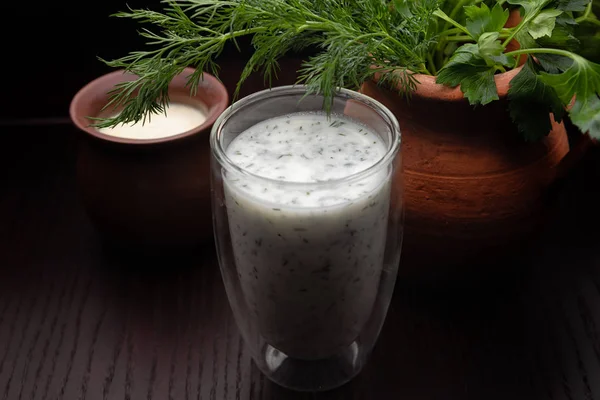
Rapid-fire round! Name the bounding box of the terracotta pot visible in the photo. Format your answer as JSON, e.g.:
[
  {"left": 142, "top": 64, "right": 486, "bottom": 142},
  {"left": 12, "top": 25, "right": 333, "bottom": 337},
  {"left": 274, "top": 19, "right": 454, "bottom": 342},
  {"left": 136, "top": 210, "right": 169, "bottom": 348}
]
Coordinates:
[
  {"left": 70, "top": 68, "right": 229, "bottom": 252},
  {"left": 360, "top": 68, "right": 587, "bottom": 279}
]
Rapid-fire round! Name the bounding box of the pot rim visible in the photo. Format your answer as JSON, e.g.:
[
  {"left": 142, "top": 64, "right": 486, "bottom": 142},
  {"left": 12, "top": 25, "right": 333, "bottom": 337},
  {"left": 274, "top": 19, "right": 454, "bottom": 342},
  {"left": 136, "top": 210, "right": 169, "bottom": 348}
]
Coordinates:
[
  {"left": 69, "top": 67, "right": 229, "bottom": 146},
  {"left": 372, "top": 66, "right": 522, "bottom": 102}
]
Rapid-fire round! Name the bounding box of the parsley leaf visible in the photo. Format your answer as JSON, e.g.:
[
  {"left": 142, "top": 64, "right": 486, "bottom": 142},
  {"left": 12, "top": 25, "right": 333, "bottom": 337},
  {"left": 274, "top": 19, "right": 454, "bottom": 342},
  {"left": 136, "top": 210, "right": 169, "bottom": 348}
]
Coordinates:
[
  {"left": 464, "top": 3, "right": 509, "bottom": 39},
  {"left": 506, "top": 0, "right": 548, "bottom": 14},
  {"left": 575, "top": 20, "right": 600, "bottom": 63},
  {"left": 478, "top": 32, "right": 512, "bottom": 66},
  {"left": 436, "top": 31, "right": 513, "bottom": 105},
  {"left": 570, "top": 96, "right": 600, "bottom": 138},
  {"left": 437, "top": 43, "right": 499, "bottom": 105},
  {"left": 537, "top": 23, "right": 580, "bottom": 49},
  {"left": 556, "top": 0, "right": 590, "bottom": 12},
  {"left": 555, "top": 13, "right": 577, "bottom": 26},
  {"left": 536, "top": 53, "right": 574, "bottom": 73},
  {"left": 513, "top": 13, "right": 579, "bottom": 51},
  {"left": 508, "top": 59, "right": 565, "bottom": 141},
  {"left": 528, "top": 9, "right": 563, "bottom": 39},
  {"left": 539, "top": 55, "right": 600, "bottom": 138},
  {"left": 515, "top": 30, "right": 539, "bottom": 49}
]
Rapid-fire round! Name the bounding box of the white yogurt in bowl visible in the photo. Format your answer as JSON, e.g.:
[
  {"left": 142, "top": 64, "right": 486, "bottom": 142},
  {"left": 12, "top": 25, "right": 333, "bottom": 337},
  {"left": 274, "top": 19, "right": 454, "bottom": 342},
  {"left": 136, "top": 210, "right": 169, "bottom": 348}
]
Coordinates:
[{"left": 97, "top": 103, "right": 208, "bottom": 140}]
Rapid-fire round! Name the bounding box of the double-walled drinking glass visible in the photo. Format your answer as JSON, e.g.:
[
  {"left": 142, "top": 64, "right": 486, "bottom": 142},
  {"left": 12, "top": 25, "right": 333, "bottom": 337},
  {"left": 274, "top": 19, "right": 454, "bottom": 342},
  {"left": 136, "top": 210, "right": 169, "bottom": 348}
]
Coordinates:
[{"left": 210, "top": 86, "right": 403, "bottom": 392}]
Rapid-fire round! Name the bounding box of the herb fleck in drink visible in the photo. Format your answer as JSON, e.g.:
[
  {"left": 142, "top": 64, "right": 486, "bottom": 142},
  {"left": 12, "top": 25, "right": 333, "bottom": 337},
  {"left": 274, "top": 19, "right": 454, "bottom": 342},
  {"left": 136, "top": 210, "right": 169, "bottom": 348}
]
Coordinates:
[{"left": 224, "top": 112, "right": 391, "bottom": 360}]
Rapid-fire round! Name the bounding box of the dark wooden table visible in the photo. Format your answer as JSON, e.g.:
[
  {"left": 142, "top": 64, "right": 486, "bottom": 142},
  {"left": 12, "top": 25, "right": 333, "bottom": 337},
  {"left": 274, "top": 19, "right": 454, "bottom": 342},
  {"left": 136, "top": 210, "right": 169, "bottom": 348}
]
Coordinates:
[{"left": 2, "top": 63, "right": 600, "bottom": 399}]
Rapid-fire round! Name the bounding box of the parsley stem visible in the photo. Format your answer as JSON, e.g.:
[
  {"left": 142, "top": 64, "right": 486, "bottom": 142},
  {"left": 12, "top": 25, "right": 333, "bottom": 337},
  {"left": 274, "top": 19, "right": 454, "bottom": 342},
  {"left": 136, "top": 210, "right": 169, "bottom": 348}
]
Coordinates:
[
  {"left": 513, "top": 54, "right": 521, "bottom": 69},
  {"left": 504, "top": 47, "right": 577, "bottom": 59},
  {"left": 444, "top": 0, "right": 473, "bottom": 32},
  {"left": 427, "top": 53, "right": 438, "bottom": 75},
  {"left": 444, "top": 35, "right": 475, "bottom": 41},
  {"left": 586, "top": 18, "right": 600, "bottom": 26},
  {"left": 433, "top": 9, "right": 474, "bottom": 39},
  {"left": 435, "top": 49, "right": 444, "bottom": 70},
  {"left": 575, "top": 1, "right": 593, "bottom": 23},
  {"left": 501, "top": 3, "right": 546, "bottom": 48},
  {"left": 445, "top": 33, "right": 509, "bottom": 42},
  {"left": 437, "top": 27, "right": 464, "bottom": 37},
  {"left": 419, "top": 63, "right": 433, "bottom": 75}
]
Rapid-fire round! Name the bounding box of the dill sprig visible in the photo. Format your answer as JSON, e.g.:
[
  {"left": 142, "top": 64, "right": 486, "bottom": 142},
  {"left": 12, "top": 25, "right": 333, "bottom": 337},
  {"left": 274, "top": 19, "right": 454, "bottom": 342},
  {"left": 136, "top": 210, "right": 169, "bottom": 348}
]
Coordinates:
[
  {"left": 95, "top": 0, "right": 439, "bottom": 128},
  {"left": 96, "top": 0, "right": 600, "bottom": 141}
]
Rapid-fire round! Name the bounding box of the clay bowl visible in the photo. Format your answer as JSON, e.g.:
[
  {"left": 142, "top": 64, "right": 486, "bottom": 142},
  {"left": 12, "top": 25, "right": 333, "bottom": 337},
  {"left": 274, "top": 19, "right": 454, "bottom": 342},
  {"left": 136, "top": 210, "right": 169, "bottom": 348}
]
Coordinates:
[{"left": 70, "top": 68, "right": 229, "bottom": 253}]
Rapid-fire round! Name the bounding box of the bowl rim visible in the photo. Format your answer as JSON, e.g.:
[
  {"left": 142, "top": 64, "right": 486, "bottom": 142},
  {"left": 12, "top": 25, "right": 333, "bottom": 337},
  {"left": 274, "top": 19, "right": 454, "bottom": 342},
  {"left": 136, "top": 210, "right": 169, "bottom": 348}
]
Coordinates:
[{"left": 69, "top": 67, "right": 229, "bottom": 146}]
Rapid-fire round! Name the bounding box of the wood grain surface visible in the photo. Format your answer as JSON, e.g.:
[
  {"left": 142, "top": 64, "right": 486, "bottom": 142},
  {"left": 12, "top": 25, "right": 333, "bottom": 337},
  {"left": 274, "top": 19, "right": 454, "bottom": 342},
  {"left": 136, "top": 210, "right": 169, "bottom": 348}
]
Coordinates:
[{"left": 1, "top": 61, "right": 600, "bottom": 399}]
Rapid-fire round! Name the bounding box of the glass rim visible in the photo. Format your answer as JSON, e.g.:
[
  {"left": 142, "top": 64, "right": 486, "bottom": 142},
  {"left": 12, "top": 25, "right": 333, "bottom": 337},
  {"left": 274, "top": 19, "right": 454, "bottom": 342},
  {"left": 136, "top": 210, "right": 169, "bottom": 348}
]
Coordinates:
[{"left": 210, "top": 85, "right": 401, "bottom": 188}]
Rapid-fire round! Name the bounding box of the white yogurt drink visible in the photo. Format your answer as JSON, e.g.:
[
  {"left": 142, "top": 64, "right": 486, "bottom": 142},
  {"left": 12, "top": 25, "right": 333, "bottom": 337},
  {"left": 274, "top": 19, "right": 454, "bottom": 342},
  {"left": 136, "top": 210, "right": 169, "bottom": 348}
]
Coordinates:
[{"left": 223, "top": 112, "right": 391, "bottom": 360}]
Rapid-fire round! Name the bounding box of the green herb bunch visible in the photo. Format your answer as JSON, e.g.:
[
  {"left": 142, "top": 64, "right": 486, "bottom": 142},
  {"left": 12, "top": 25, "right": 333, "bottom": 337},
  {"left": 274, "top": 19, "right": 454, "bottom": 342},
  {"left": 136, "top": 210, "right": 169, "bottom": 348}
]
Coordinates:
[{"left": 98, "top": 0, "right": 600, "bottom": 141}]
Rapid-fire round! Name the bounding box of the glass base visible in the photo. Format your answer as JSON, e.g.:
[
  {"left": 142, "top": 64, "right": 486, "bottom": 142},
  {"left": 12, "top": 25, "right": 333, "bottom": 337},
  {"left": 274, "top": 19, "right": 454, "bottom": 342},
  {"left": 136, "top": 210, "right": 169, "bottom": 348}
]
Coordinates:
[{"left": 256, "top": 341, "right": 364, "bottom": 392}]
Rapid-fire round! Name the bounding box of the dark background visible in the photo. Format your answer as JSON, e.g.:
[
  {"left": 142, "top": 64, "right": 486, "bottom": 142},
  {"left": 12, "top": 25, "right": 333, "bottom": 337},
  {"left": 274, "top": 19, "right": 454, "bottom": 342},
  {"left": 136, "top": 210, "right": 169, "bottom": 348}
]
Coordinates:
[
  {"left": 3, "top": 1, "right": 597, "bottom": 122},
  {"left": 1, "top": 0, "right": 261, "bottom": 122},
  {"left": 2, "top": 3, "right": 600, "bottom": 399}
]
